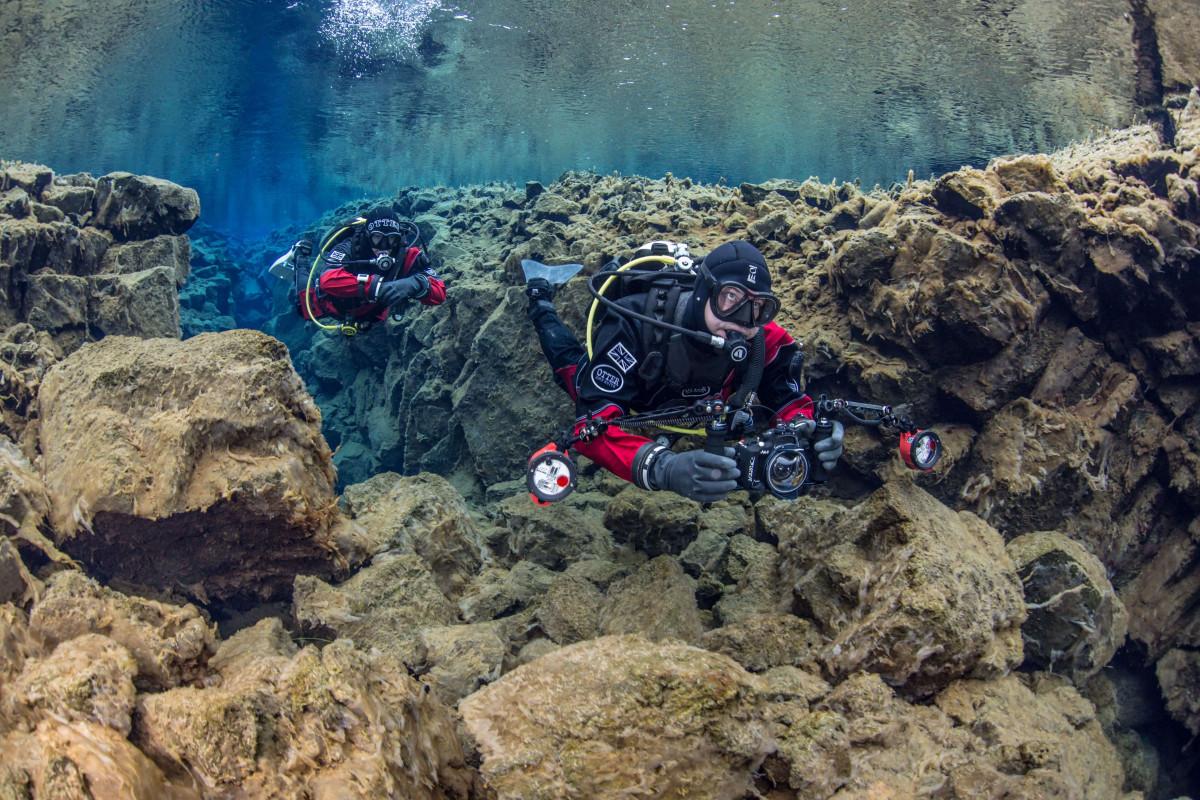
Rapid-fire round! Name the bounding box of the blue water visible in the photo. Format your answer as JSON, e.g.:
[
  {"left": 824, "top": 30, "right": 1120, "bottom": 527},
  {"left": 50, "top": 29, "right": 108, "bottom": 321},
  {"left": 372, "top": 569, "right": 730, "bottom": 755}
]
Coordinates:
[{"left": 1, "top": 0, "right": 1138, "bottom": 240}]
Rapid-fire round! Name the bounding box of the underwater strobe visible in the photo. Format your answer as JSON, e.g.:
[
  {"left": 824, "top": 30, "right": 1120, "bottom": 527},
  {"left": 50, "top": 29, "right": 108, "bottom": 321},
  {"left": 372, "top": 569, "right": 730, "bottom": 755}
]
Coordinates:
[
  {"left": 899, "top": 429, "right": 942, "bottom": 471},
  {"left": 526, "top": 443, "right": 578, "bottom": 505}
]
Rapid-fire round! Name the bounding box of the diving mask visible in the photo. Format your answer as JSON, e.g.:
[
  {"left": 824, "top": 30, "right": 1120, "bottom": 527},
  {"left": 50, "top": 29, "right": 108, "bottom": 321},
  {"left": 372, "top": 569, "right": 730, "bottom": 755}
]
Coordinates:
[{"left": 710, "top": 282, "right": 780, "bottom": 327}]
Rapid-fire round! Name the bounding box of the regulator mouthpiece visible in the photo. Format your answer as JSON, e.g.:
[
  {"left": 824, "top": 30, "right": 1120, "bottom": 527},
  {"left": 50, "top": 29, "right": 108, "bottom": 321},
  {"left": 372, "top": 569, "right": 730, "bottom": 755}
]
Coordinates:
[
  {"left": 899, "top": 430, "right": 942, "bottom": 471},
  {"left": 724, "top": 332, "right": 750, "bottom": 363}
]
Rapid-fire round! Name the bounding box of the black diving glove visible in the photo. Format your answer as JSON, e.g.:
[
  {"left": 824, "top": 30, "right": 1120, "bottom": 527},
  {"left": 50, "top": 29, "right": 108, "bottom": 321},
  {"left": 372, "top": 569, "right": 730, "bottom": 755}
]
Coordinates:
[
  {"left": 649, "top": 448, "right": 740, "bottom": 503},
  {"left": 376, "top": 275, "right": 427, "bottom": 307},
  {"left": 812, "top": 420, "right": 845, "bottom": 471}
]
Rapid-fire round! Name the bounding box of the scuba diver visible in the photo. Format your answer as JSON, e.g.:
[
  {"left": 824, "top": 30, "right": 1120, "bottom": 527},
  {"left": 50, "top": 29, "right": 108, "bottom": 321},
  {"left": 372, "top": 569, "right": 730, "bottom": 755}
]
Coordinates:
[
  {"left": 288, "top": 208, "right": 446, "bottom": 332},
  {"left": 525, "top": 239, "right": 844, "bottom": 503}
]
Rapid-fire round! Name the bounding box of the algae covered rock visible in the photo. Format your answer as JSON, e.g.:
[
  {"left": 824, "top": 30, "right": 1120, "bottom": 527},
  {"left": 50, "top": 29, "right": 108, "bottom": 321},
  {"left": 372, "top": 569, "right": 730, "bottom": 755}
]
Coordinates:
[
  {"left": 497, "top": 492, "right": 615, "bottom": 569},
  {"left": 1007, "top": 531, "right": 1127, "bottom": 681},
  {"left": 292, "top": 552, "right": 458, "bottom": 666},
  {"left": 36, "top": 329, "right": 343, "bottom": 604},
  {"left": 603, "top": 485, "right": 700, "bottom": 556},
  {"left": 28, "top": 570, "right": 216, "bottom": 691},
  {"left": 778, "top": 482, "right": 1025, "bottom": 696},
  {"left": 534, "top": 573, "right": 603, "bottom": 645},
  {"left": 599, "top": 555, "right": 705, "bottom": 644},
  {"left": 459, "top": 634, "right": 770, "bottom": 800},
  {"left": 91, "top": 171, "right": 200, "bottom": 240},
  {"left": 700, "top": 613, "right": 823, "bottom": 673},
  {"left": 3, "top": 633, "right": 138, "bottom": 734},
  {"left": 341, "top": 471, "right": 484, "bottom": 598},
  {"left": 135, "top": 633, "right": 473, "bottom": 799},
  {"left": 0, "top": 722, "right": 197, "bottom": 800},
  {"left": 934, "top": 674, "right": 1128, "bottom": 798},
  {"left": 1156, "top": 648, "right": 1200, "bottom": 736}
]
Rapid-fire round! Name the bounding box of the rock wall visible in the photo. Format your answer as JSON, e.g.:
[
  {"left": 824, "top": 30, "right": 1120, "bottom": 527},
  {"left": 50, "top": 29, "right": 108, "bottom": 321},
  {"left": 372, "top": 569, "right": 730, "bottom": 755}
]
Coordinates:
[{"left": 3, "top": 95, "right": 1200, "bottom": 796}]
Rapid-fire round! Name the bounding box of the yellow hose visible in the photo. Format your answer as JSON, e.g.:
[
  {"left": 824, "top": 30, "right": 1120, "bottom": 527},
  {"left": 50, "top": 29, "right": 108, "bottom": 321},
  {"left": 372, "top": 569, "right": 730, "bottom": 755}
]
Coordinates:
[
  {"left": 585, "top": 254, "right": 677, "bottom": 358},
  {"left": 304, "top": 220, "right": 365, "bottom": 335}
]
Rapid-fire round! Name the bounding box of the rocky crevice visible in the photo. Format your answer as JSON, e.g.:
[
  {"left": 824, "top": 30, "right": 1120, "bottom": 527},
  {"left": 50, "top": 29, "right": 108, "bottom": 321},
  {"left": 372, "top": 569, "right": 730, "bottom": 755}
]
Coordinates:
[{"left": 1128, "top": 0, "right": 1176, "bottom": 144}]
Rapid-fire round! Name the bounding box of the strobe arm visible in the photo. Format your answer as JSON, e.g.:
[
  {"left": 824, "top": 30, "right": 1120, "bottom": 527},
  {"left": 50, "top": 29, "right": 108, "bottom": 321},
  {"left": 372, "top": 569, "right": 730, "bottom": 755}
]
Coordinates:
[
  {"left": 813, "top": 395, "right": 941, "bottom": 470},
  {"left": 814, "top": 396, "right": 919, "bottom": 433}
]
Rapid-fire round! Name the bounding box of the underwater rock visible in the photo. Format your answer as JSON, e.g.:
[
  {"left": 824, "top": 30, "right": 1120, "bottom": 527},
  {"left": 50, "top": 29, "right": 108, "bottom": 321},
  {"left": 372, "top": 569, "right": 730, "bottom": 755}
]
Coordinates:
[
  {"left": 931, "top": 167, "right": 1004, "bottom": 219},
  {"left": 699, "top": 613, "right": 824, "bottom": 673},
  {"left": 599, "top": 555, "right": 705, "bottom": 644},
  {"left": 418, "top": 622, "right": 506, "bottom": 704},
  {"left": 37, "top": 330, "right": 342, "bottom": 604},
  {"left": 1155, "top": 648, "right": 1200, "bottom": 736},
  {"left": 935, "top": 674, "right": 1128, "bottom": 797},
  {"left": 0, "top": 187, "right": 30, "bottom": 219},
  {"left": 0, "top": 327, "right": 63, "bottom": 447},
  {"left": 3, "top": 632, "right": 138, "bottom": 735},
  {"left": 497, "top": 492, "right": 615, "bottom": 570},
  {"left": 762, "top": 669, "right": 1131, "bottom": 799},
  {"left": 0, "top": 162, "right": 52, "bottom": 196},
  {"left": 458, "top": 561, "right": 556, "bottom": 623},
  {"left": 89, "top": 265, "right": 181, "bottom": 338},
  {"left": 41, "top": 180, "right": 95, "bottom": 219},
  {"left": 1150, "top": 0, "right": 1200, "bottom": 92},
  {"left": 99, "top": 234, "right": 191, "bottom": 287},
  {"left": 679, "top": 526, "right": 731, "bottom": 578},
  {"left": 0, "top": 218, "right": 111, "bottom": 277},
  {"left": 0, "top": 539, "right": 33, "bottom": 604},
  {"left": 533, "top": 573, "right": 603, "bottom": 645},
  {"left": 1122, "top": 515, "right": 1200, "bottom": 672},
  {"left": 713, "top": 534, "right": 784, "bottom": 626},
  {"left": 1006, "top": 531, "right": 1128, "bottom": 681},
  {"left": 1, "top": 721, "right": 196, "bottom": 800},
  {"left": 135, "top": 631, "right": 473, "bottom": 799},
  {"left": 292, "top": 551, "right": 457, "bottom": 666},
  {"left": 91, "top": 172, "right": 200, "bottom": 241},
  {"left": 22, "top": 272, "right": 89, "bottom": 333},
  {"left": 958, "top": 398, "right": 1097, "bottom": 536},
  {"left": 602, "top": 485, "right": 700, "bottom": 556},
  {"left": 340, "top": 471, "right": 484, "bottom": 599},
  {"left": 28, "top": 570, "right": 216, "bottom": 691},
  {"left": 459, "top": 634, "right": 770, "bottom": 800},
  {"left": 778, "top": 481, "right": 1025, "bottom": 697}
]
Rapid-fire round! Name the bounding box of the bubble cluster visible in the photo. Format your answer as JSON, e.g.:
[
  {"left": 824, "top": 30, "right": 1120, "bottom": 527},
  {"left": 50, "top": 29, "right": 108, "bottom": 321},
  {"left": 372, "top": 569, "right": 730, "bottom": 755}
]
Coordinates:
[{"left": 319, "top": 0, "right": 444, "bottom": 69}]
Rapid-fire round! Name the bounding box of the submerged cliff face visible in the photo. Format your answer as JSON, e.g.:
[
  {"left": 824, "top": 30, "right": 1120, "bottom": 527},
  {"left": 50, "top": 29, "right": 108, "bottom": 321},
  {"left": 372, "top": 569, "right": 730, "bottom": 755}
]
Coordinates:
[{"left": 2, "top": 94, "right": 1200, "bottom": 797}]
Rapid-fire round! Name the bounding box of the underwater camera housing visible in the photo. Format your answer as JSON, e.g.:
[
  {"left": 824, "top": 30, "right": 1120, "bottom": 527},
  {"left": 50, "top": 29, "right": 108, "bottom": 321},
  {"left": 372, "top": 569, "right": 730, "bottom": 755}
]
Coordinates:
[{"left": 729, "top": 424, "right": 816, "bottom": 501}]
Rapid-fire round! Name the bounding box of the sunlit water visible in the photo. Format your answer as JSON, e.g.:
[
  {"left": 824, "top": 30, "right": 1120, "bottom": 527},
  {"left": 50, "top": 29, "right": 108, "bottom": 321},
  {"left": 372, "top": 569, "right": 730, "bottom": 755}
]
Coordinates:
[{"left": 1, "top": 0, "right": 1138, "bottom": 239}]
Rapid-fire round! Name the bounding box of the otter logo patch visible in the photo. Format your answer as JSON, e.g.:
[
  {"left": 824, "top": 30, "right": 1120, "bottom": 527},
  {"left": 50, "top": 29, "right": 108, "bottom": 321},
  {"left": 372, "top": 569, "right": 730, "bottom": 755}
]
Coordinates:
[{"left": 590, "top": 365, "right": 625, "bottom": 393}]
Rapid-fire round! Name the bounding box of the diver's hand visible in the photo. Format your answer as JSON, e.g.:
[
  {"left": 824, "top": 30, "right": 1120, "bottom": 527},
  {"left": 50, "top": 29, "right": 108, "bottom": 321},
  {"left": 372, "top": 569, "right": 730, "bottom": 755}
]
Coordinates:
[
  {"left": 376, "top": 275, "right": 426, "bottom": 307},
  {"left": 650, "top": 448, "right": 740, "bottom": 503},
  {"left": 813, "top": 420, "right": 845, "bottom": 471}
]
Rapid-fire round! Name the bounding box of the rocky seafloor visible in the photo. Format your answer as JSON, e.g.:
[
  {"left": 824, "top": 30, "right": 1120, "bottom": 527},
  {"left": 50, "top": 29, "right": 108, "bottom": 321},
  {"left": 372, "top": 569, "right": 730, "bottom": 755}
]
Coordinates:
[{"left": 2, "top": 93, "right": 1200, "bottom": 798}]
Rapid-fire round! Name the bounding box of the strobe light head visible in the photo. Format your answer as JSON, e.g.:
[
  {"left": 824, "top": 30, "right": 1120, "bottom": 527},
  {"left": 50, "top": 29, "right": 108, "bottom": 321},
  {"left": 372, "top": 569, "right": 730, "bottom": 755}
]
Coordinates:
[
  {"left": 527, "top": 444, "right": 577, "bottom": 505},
  {"left": 899, "top": 430, "right": 942, "bottom": 471}
]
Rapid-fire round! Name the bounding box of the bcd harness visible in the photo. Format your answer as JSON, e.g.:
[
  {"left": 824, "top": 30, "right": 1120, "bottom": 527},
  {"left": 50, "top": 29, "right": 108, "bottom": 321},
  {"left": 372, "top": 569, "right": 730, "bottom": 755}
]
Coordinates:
[
  {"left": 585, "top": 247, "right": 768, "bottom": 434},
  {"left": 299, "top": 217, "right": 425, "bottom": 336}
]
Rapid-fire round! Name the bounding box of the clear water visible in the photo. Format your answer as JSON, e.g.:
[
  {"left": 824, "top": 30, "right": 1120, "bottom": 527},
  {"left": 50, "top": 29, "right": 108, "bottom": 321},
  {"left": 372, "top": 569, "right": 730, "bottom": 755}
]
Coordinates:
[{"left": 1, "top": 0, "right": 1138, "bottom": 239}]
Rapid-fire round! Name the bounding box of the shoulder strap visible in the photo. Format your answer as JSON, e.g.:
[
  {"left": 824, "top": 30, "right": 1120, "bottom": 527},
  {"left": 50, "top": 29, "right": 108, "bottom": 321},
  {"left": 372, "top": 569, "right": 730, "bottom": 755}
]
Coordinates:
[{"left": 636, "top": 282, "right": 681, "bottom": 383}]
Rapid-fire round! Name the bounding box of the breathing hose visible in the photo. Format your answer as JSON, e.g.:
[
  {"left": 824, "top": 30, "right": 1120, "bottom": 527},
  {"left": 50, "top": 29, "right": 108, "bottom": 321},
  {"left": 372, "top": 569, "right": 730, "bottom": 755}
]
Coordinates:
[
  {"left": 304, "top": 221, "right": 363, "bottom": 335},
  {"left": 585, "top": 255, "right": 680, "bottom": 358}
]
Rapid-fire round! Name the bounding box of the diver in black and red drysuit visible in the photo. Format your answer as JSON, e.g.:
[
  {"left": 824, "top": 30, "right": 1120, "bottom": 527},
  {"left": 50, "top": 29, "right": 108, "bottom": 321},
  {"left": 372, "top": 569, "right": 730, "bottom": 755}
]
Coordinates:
[
  {"left": 526, "top": 239, "right": 845, "bottom": 503},
  {"left": 297, "top": 208, "right": 446, "bottom": 325}
]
